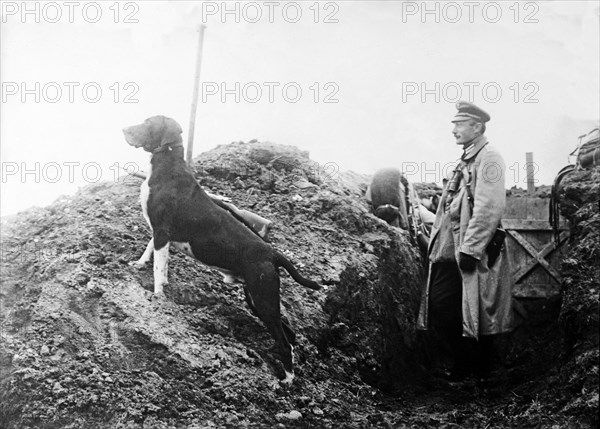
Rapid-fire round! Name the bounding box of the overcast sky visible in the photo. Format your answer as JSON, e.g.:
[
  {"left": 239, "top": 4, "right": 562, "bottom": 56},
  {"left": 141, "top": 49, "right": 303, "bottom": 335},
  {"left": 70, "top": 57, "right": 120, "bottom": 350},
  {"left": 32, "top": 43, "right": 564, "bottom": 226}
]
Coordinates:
[{"left": 1, "top": 0, "right": 599, "bottom": 216}]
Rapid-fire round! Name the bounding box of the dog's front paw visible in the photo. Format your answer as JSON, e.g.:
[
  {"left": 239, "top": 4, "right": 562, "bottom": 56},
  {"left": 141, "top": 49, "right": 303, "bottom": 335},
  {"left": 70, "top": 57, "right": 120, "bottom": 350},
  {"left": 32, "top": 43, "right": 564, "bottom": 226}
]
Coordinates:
[
  {"left": 149, "top": 291, "right": 167, "bottom": 301},
  {"left": 153, "top": 281, "right": 168, "bottom": 296},
  {"left": 129, "top": 260, "right": 147, "bottom": 270}
]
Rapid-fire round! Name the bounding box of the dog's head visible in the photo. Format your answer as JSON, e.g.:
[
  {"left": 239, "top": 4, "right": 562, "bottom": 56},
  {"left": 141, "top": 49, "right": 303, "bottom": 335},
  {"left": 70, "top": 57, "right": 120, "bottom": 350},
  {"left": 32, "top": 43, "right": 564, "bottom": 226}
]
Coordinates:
[{"left": 123, "top": 116, "right": 183, "bottom": 153}]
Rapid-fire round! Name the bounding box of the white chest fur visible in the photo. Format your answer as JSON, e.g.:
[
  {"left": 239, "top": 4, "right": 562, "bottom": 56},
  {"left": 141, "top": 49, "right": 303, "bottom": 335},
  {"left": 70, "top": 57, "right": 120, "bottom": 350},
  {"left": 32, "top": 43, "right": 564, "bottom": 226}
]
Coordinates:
[{"left": 140, "top": 163, "right": 152, "bottom": 229}]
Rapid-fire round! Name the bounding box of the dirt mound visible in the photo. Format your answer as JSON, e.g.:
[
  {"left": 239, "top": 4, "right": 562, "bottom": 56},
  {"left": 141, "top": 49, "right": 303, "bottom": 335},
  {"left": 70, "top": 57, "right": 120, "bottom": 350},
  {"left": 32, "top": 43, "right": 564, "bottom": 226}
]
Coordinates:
[
  {"left": 0, "top": 142, "right": 425, "bottom": 428},
  {"left": 555, "top": 167, "right": 599, "bottom": 424},
  {"left": 507, "top": 185, "right": 553, "bottom": 198},
  {"left": 0, "top": 141, "right": 597, "bottom": 428}
]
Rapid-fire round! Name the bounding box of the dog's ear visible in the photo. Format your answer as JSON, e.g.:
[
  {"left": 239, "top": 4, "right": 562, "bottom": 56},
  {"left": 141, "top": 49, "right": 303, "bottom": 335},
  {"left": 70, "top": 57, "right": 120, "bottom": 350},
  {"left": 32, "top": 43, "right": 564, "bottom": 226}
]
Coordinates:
[{"left": 160, "top": 117, "right": 183, "bottom": 146}]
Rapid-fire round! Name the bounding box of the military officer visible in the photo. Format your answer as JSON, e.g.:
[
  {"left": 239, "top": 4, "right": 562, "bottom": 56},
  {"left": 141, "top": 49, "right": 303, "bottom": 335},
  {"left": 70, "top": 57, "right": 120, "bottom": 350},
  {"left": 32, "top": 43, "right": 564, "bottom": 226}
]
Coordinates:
[{"left": 417, "top": 101, "right": 513, "bottom": 381}]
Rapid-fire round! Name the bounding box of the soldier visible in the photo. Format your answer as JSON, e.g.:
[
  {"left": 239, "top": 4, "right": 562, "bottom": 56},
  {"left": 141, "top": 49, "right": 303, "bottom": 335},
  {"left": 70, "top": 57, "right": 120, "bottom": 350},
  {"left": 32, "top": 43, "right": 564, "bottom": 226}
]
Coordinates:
[{"left": 417, "top": 101, "right": 513, "bottom": 382}]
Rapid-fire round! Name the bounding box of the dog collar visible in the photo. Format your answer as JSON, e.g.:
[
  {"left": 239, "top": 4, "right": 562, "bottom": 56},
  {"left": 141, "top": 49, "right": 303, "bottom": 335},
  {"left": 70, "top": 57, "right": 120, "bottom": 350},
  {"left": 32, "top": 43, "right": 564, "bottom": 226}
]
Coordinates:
[{"left": 152, "top": 143, "right": 184, "bottom": 154}]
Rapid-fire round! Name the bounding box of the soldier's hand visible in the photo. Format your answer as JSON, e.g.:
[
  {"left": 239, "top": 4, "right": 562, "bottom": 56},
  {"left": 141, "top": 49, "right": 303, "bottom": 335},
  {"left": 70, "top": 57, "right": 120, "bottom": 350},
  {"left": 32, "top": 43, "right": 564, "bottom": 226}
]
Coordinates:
[{"left": 459, "top": 252, "right": 478, "bottom": 272}]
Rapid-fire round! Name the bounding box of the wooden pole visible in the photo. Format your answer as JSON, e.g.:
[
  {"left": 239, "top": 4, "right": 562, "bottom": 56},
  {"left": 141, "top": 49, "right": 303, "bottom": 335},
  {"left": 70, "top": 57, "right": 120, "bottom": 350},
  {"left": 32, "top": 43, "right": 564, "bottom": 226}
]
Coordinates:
[
  {"left": 526, "top": 152, "right": 535, "bottom": 194},
  {"left": 187, "top": 24, "right": 207, "bottom": 165}
]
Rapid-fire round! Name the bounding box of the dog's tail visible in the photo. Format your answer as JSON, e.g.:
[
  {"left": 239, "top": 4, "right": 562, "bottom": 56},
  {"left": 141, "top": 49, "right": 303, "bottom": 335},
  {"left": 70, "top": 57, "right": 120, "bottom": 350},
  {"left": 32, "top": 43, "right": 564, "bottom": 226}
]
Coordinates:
[{"left": 275, "top": 252, "right": 321, "bottom": 290}]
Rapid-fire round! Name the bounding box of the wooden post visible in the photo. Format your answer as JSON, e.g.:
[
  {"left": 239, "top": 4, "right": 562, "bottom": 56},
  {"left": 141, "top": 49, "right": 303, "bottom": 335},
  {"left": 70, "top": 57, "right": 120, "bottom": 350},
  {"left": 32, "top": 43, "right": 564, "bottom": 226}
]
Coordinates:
[
  {"left": 186, "top": 24, "right": 207, "bottom": 166},
  {"left": 526, "top": 152, "right": 535, "bottom": 194}
]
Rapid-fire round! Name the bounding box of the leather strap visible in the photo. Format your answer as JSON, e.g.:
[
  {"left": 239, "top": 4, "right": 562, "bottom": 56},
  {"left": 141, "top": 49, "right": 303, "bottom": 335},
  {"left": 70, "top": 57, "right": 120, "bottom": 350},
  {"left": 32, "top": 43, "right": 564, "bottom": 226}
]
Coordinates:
[{"left": 152, "top": 143, "right": 184, "bottom": 154}]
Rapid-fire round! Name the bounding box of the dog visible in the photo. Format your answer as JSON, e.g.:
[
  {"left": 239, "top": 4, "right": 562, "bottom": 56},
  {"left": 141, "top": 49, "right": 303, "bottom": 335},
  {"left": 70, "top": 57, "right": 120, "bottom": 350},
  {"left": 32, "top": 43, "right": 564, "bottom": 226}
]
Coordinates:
[
  {"left": 366, "top": 168, "right": 438, "bottom": 253},
  {"left": 365, "top": 167, "right": 409, "bottom": 228},
  {"left": 123, "top": 115, "right": 320, "bottom": 383}
]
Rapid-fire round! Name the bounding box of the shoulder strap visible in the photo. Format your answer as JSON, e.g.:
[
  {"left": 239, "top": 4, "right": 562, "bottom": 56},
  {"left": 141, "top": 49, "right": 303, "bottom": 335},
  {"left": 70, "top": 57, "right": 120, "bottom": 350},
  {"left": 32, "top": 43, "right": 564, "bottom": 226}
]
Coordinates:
[{"left": 459, "top": 162, "right": 475, "bottom": 211}]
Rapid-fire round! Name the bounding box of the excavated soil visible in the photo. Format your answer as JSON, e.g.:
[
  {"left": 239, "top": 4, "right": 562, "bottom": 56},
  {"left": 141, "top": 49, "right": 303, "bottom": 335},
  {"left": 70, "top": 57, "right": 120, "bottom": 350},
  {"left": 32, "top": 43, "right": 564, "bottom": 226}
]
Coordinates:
[{"left": 0, "top": 142, "right": 597, "bottom": 428}]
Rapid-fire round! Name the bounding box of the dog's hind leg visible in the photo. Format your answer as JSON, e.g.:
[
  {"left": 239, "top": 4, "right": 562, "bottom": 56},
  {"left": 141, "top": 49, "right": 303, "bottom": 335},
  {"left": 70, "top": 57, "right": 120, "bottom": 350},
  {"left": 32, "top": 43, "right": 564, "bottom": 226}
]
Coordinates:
[
  {"left": 245, "top": 287, "right": 296, "bottom": 346},
  {"left": 245, "top": 264, "right": 295, "bottom": 384},
  {"left": 281, "top": 318, "right": 297, "bottom": 346}
]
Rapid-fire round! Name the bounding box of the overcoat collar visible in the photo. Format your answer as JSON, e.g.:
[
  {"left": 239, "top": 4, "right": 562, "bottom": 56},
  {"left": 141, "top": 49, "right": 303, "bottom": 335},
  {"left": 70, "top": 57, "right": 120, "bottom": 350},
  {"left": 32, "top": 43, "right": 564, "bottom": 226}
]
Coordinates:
[{"left": 461, "top": 134, "right": 488, "bottom": 162}]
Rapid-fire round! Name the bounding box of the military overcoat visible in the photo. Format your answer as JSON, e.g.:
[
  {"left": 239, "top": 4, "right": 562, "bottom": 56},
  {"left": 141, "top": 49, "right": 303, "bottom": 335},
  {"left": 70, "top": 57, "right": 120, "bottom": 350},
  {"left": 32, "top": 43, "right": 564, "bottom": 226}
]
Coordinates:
[{"left": 417, "top": 135, "right": 514, "bottom": 338}]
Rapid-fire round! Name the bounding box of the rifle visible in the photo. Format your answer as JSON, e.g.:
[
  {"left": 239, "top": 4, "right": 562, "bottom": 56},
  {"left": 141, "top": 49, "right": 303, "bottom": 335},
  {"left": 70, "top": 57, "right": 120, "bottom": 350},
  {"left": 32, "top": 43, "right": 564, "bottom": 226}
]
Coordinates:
[{"left": 400, "top": 175, "right": 429, "bottom": 252}]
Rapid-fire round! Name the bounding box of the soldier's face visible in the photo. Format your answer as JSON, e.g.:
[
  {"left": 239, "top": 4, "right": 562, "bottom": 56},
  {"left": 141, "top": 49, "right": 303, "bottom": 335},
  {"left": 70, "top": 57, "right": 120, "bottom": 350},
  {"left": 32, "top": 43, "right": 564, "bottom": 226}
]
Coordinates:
[{"left": 452, "top": 120, "right": 480, "bottom": 145}]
